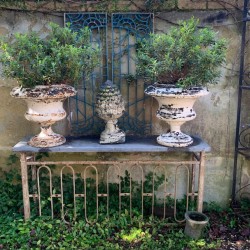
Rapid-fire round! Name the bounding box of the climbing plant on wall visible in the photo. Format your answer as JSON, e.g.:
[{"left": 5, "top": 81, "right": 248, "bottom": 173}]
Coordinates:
[{"left": 0, "top": 0, "right": 243, "bottom": 13}]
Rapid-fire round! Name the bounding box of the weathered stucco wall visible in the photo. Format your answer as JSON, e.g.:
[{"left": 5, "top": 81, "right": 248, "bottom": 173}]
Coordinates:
[{"left": 0, "top": 4, "right": 245, "bottom": 206}]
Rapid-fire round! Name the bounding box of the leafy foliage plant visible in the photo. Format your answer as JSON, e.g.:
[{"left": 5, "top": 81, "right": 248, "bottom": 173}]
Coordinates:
[
  {"left": 136, "top": 17, "right": 227, "bottom": 89},
  {"left": 0, "top": 154, "right": 249, "bottom": 249},
  {"left": 0, "top": 23, "right": 100, "bottom": 88}
]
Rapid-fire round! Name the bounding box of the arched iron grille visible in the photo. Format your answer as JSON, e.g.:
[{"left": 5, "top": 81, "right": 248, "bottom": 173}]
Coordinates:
[
  {"left": 65, "top": 13, "right": 108, "bottom": 135},
  {"left": 64, "top": 13, "right": 154, "bottom": 136},
  {"left": 233, "top": 0, "right": 250, "bottom": 205}
]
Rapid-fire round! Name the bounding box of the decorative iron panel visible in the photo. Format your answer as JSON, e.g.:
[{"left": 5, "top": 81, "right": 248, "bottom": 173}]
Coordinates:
[
  {"left": 233, "top": 0, "right": 250, "bottom": 208},
  {"left": 65, "top": 13, "right": 153, "bottom": 136},
  {"left": 112, "top": 13, "right": 154, "bottom": 135},
  {"left": 65, "top": 13, "right": 108, "bottom": 136},
  {"left": 233, "top": 3, "right": 250, "bottom": 150},
  {"left": 237, "top": 3, "right": 250, "bottom": 149}
]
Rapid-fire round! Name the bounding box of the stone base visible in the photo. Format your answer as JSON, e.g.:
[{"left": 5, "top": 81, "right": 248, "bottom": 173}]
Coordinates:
[
  {"left": 28, "top": 133, "right": 66, "bottom": 148},
  {"left": 100, "top": 130, "right": 125, "bottom": 144},
  {"left": 157, "top": 132, "right": 193, "bottom": 147}
]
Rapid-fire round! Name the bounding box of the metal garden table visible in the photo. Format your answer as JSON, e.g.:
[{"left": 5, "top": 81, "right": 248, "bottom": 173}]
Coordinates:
[{"left": 13, "top": 136, "right": 210, "bottom": 222}]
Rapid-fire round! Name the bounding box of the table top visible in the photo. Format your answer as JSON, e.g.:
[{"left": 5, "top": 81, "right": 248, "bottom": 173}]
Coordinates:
[{"left": 12, "top": 136, "right": 211, "bottom": 153}]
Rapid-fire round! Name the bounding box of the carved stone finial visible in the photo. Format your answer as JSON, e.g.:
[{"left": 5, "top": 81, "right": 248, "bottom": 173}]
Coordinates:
[{"left": 96, "top": 80, "right": 125, "bottom": 144}]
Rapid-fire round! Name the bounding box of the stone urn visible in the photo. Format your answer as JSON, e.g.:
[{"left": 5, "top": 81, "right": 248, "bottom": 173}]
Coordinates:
[
  {"left": 184, "top": 211, "right": 209, "bottom": 239},
  {"left": 10, "top": 84, "right": 77, "bottom": 148},
  {"left": 145, "top": 84, "right": 209, "bottom": 147},
  {"left": 95, "top": 80, "right": 125, "bottom": 144}
]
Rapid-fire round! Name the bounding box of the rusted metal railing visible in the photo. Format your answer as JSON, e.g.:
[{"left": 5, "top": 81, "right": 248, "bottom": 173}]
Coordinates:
[{"left": 20, "top": 155, "right": 206, "bottom": 223}]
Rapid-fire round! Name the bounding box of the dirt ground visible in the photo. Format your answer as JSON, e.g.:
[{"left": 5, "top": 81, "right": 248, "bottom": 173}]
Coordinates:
[{"left": 206, "top": 209, "right": 250, "bottom": 250}]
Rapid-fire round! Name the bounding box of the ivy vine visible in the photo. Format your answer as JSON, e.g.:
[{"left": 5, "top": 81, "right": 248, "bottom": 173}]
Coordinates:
[{"left": 0, "top": 0, "right": 242, "bottom": 13}]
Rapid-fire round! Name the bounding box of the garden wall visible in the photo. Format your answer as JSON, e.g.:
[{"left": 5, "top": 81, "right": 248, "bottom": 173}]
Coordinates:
[{"left": 0, "top": 0, "right": 246, "bottom": 206}]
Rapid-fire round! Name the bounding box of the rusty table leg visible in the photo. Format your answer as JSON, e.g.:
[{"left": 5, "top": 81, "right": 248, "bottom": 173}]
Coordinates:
[
  {"left": 197, "top": 151, "right": 205, "bottom": 212},
  {"left": 190, "top": 154, "right": 196, "bottom": 202},
  {"left": 20, "top": 153, "right": 30, "bottom": 220},
  {"left": 31, "top": 155, "right": 37, "bottom": 203}
]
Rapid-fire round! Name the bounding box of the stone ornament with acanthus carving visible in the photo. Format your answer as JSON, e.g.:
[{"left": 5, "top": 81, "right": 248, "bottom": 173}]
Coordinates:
[{"left": 95, "top": 80, "right": 125, "bottom": 144}]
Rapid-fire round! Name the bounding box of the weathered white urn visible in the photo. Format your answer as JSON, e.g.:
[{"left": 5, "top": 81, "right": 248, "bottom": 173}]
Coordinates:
[
  {"left": 96, "top": 80, "right": 125, "bottom": 144},
  {"left": 10, "top": 85, "right": 77, "bottom": 148},
  {"left": 145, "top": 84, "right": 209, "bottom": 147}
]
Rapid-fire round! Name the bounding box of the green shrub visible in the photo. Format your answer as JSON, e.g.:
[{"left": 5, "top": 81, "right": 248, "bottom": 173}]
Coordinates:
[
  {"left": 0, "top": 155, "right": 229, "bottom": 249},
  {"left": 0, "top": 214, "right": 221, "bottom": 250},
  {"left": 0, "top": 23, "right": 100, "bottom": 88},
  {"left": 0, "top": 154, "right": 23, "bottom": 215},
  {"left": 136, "top": 17, "right": 227, "bottom": 89}
]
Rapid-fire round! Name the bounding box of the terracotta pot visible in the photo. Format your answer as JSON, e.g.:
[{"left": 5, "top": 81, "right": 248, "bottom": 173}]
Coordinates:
[
  {"left": 184, "top": 211, "right": 209, "bottom": 239},
  {"left": 10, "top": 84, "right": 76, "bottom": 148},
  {"left": 145, "top": 84, "right": 209, "bottom": 147}
]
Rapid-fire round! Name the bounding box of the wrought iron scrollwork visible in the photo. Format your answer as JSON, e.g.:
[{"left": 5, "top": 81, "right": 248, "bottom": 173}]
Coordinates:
[
  {"left": 65, "top": 13, "right": 108, "bottom": 136},
  {"left": 233, "top": 0, "right": 250, "bottom": 202},
  {"left": 65, "top": 13, "right": 154, "bottom": 136},
  {"left": 239, "top": 125, "right": 250, "bottom": 148},
  {"left": 243, "top": 64, "right": 250, "bottom": 86},
  {"left": 112, "top": 13, "right": 154, "bottom": 135}
]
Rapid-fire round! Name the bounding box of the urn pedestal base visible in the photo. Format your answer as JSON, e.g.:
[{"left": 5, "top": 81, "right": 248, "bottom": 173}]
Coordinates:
[
  {"left": 28, "top": 126, "right": 66, "bottom": 148},
  {"left": 100, "top": 120, "right": 125, "bottom": 144},
  {"left": 100, "top": 130, "right": 125, "bottom": 144},
  {"left": 157, "top": 132, "right": 193, "bottom": 148}
]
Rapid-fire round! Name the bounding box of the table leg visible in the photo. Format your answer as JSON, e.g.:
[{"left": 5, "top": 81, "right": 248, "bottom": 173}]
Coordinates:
[
  {"left": 197, "top": 151, "right": 205, "bottom": 212},
  {"left": 20, "top": 153, "right": 30, "bottom": 220},
  {"left": 31, "top": 155, "right": 37, "bottom": 203},
  {"left": 190, "top": 154, "right": 196, "bottom": 202}
]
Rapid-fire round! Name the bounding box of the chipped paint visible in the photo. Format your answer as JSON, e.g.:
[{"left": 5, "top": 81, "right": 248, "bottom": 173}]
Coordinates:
[
  {"left": 10, "top": 85, "right": 76, "bottom": 99},
  {"left": 11, "top": 85, "right": 76, "bottom": 148},
  {"left": 145, "top": 84, "right": 209, "bottom": 147}
]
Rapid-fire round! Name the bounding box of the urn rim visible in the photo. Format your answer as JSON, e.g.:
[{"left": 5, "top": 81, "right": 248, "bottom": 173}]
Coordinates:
[
  {"left": 10, "top": 84, "right": 77, "bottom": 99},
  {"left": 145, "top": 83, "right": 209, "bottom": 98}
]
